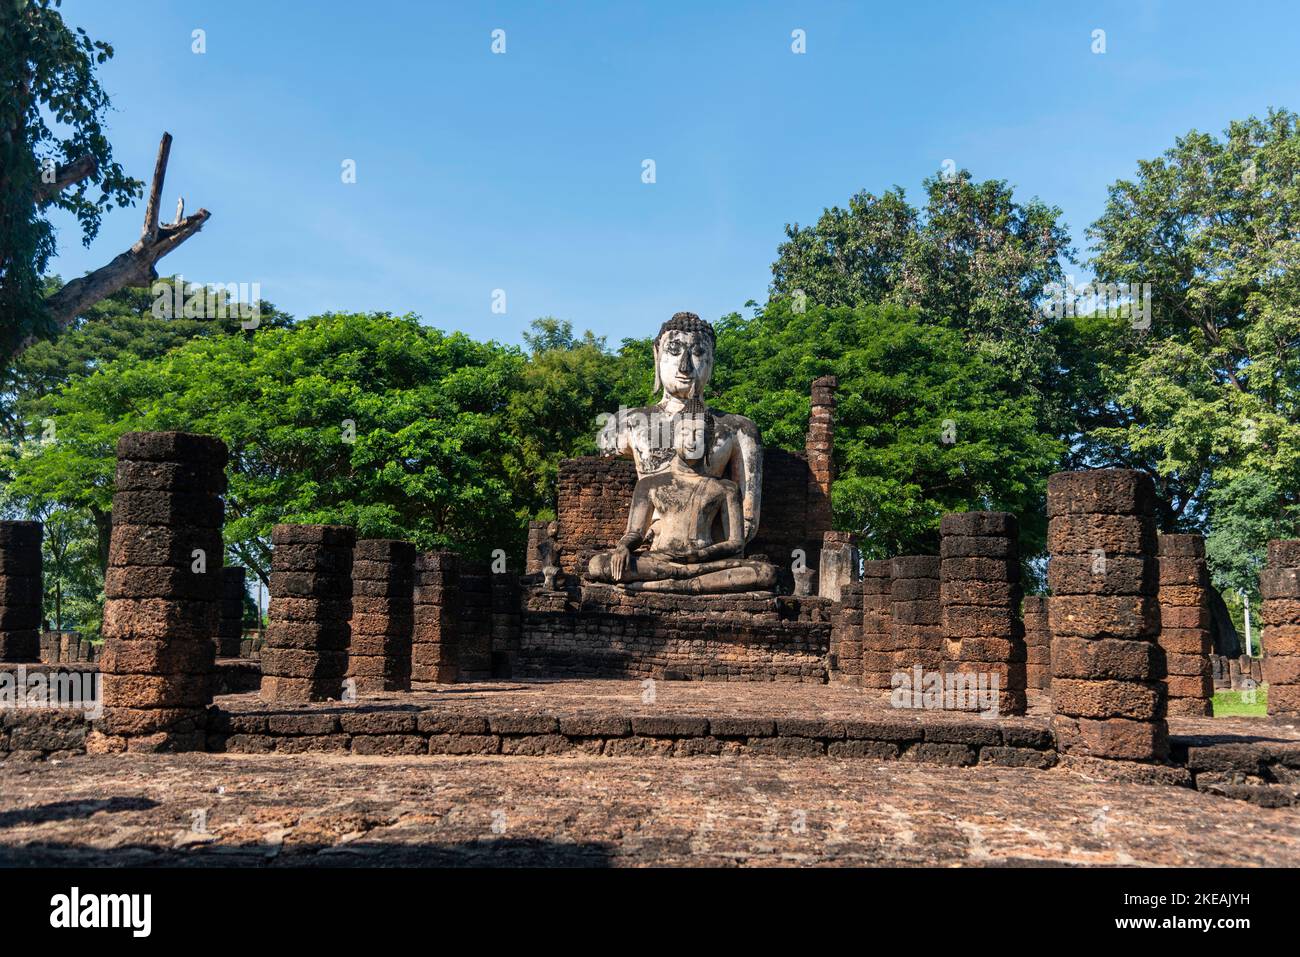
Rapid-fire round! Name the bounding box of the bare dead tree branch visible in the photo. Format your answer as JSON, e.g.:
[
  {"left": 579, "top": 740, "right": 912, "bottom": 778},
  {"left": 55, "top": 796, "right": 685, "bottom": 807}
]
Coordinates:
[
  {"left": 33, "top": 154, "right": 98, "bottom": 204},
  {"left": 24, "top": 133, "right": 211, "bottom": 354}
]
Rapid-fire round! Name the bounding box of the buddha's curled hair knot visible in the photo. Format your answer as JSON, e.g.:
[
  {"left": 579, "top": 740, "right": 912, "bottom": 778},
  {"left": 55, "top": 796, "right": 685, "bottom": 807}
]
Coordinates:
[{"left": 656, "top": 311, "right": 715, "bottom": 351}]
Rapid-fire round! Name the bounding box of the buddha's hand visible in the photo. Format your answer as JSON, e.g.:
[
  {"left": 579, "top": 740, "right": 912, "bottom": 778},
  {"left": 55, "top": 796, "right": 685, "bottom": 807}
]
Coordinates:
[{"left": 610, "top": 544, "right": 632, "bottom": 581}]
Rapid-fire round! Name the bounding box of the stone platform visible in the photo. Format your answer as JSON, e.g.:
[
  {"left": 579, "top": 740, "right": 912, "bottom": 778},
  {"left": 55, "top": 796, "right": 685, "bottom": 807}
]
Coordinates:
[
  {"left": 517, "top": 585, "right": 833, "bottom": 682},
  {"left": 197, "top": 680, "right": 1300, "bottom": 804},
  {"left": 6, "top": 750, "right": 1300, "bottom": 866}
]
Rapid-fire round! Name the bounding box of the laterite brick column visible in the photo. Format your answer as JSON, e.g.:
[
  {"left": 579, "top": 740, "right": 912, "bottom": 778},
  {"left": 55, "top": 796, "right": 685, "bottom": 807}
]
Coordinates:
[
  {"left": 216, "top": 567, "right": 245, "bottom": 658},
  {"left": 491, "top": 571, "right": 521, "bottom": 678},
  {"left": 859, "top": 560, "right": 894, "bottom": 691},
  {"left": 0, "top": 521, "right": 43, "bottom": 662},
  {"left": 413, "top": 550, "right": 458, "bottom": 683},
  {"left": 830, "top": 581, "right": 863, "bottom": 684},
  {"left": 347, "top": 539, "right": 415, "bottom": 693},
  {"left": 97, "top": 432, "right": 226, "bottom": 751},
  {"left": 940, "top": 512, "right": 1027, "bottom": 715},
  {"left": 1157, "top": 534, "right": 1214, "bottom": 716},
  {"left": 1047, "top": 470, "right": 1167, "bottom": 763},
  {"left": 457, "top": 560, "right": 493, "bottom": 680},
  {"left": 805, "top": 375, "right": 836, "bottom": 540},
  {"left": 1022, "top": 596, "right": 1050, "bottom": 691},
  {"left": 891, "top": 556, "right": 942, "bottom": 676},
  {"left": 262, "top": 524, "right": 354, "bottom": 702},
  {"left": 1262, "top": 539, "right": 1300, "bottom": 717}
]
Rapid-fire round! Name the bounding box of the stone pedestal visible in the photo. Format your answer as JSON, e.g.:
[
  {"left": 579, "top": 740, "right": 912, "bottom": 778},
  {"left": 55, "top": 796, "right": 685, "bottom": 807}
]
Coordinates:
[
  {"left": 262, "top": 524, "right": 354, "bottom": 702},
  {"left": 1262, "top": 539, "right": 1300, "bottom": 717},
  {"left": 97, "top": 432, "right": 226, "bottom": 751},
  {"left": 1047, "top": 470, "right": 1168, "bottom": 763},
  {"left": 1157, "top": 534, "right": 1214, "bottom": 716},
  {"left": 413, "top": 550, "right": 458, "bottom": 683},
  {"left": 516, "top": 584, "right": 832, "bottom": 682},
  {"left": 941, "top": 512, "right": 1026, "bottom": 715},
  {"left": 0, "top": 521, "right": 42, "bottom": 662},
  {"left": 347, "top": 539, "right": 415, "bottom": 693}
]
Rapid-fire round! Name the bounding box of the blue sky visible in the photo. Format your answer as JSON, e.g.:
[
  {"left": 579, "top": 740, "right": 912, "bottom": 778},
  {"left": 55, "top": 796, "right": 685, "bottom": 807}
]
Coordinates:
[{"left": 49, "top": 0, "right": 1300, "bottom": 347}]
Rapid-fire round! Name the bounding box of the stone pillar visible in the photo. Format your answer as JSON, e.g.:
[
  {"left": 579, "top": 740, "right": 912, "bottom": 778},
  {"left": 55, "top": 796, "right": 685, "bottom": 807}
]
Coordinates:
[
  {"left": 347, "top": 539, "right": 415, "bottom": 693},
  {"left": 1262, "top": 539, "right": 1300, "bottom": 717},
  {"left": 1047, "top": 470, "right": 1167, "bottom": 763},
  {"left": 413, "top": 550, "right": 458, "bottom": 683},
  {"left": 818, "top": 530, "right": 858, "bottom": 601},
  {"left": 829, "top": 580, "right": 863, "bottom": 684},
  {"left": 941, "top": 512, "right": 1027, "bottom": 715},
  {"left": 890, "top": 556, "right": 943, "bottom": 676},
  {"left": 262, "top": 524, "right": 354, "bottom": 702},
  {"left": 216, "top": 567, "right": 246, "bottom": 658},
  {"left": 456, "top": 560, "right": 493, "bottom": 680},
  {"left": 805, "top": 376, "right": 836, "bottom": 542},
  {"left": 1022, "top": 596, "right": 1050, "bottom": 691},
  {"left": 1157, "top": 534, "right": 1214, "bottom": 716},
  {"left": 491, "top": 572, "right": 521, "bottom": 678},
  {"left": 97, "top": 432, "right": 226, "bottom": 752},
  {"left": 0, "top": 521, "right": 43, "bottom": 662},
  {"left": 859, "top": 560, "right": 894, "bottom": 690}
]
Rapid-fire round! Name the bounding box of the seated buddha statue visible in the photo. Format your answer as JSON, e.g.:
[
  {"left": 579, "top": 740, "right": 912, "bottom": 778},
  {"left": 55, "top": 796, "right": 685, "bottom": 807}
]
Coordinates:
[{"left": 586, "top": 400, "right": 777, "bottom": 594}]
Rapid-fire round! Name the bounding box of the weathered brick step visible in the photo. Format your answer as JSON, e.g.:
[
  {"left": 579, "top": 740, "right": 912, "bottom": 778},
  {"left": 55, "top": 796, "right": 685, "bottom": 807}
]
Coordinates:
[
  {"left": 1169, "top": 738, "right": 1300, "bottom": 806},
  {"left": 204, "top": 708, "right": 1058, "bottom": 768}
]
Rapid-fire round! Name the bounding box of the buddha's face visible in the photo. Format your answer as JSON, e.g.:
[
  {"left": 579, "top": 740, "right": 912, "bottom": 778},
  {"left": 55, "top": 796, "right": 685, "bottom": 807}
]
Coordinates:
[
  {"left": 674, "top": 414, "right": 707, "bottom": 462},
  {"left": 655, "top": 330, "right": 714, "bottom": 401}
]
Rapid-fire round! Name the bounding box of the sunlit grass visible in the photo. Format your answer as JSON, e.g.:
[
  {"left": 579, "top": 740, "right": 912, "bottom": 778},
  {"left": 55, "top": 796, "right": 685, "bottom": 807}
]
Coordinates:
[{"left": 1213, "top": 686, "right": 1268, "bottom": 717}]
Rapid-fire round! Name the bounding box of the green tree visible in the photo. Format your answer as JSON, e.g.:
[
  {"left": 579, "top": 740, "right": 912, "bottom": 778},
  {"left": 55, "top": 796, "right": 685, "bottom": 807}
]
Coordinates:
[
  {"left": 1, "top": 1, "right": 210, "bottom": 367},
  {"left": 710, "top": 300, "right": 1064, "bottom": 558},
  {"left": 770, "top": 171, "right": 1074, "bottom": 387},
  {"left": 2, "top": 313, "right": 532, "bottom": 586},
  {"left": 505, "top": 318, "right": 626, "bottom": 513},
  {"left": 1087, "top": 109, "right": 1300, "bottom": 578},
  {"left": 1, "top": 0, "right": 138, "bottom": 359},
  {"left": 1, "top": 278, "right": 293, "bottom": 440}
]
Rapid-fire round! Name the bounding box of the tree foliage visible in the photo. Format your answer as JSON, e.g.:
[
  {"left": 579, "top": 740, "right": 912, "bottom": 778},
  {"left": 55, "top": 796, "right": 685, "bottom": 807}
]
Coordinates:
[
  {"left": 770, "top": 171, "right": 1074, "bottom": 387},
  {"left": 1088, "top": 109, "right": 1300, "bottom": 596},
  {"left": 0, "top": 0, "right": 140, "bottom": 359},
  {"left": 712, "top": 300, "right": 1064, "bottom": 558}
]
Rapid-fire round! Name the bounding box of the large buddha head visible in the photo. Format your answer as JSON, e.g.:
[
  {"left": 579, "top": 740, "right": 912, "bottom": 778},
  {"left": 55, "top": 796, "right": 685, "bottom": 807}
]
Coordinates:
[{"left": 653, "top": 311, "right": 715, "bottom": 403}]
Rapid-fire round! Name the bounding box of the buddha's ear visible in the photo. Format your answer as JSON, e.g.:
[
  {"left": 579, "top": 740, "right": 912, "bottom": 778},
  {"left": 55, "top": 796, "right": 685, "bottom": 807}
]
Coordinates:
[{"left": 651, "top": 338, "right": 662, "bottom": 394}]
